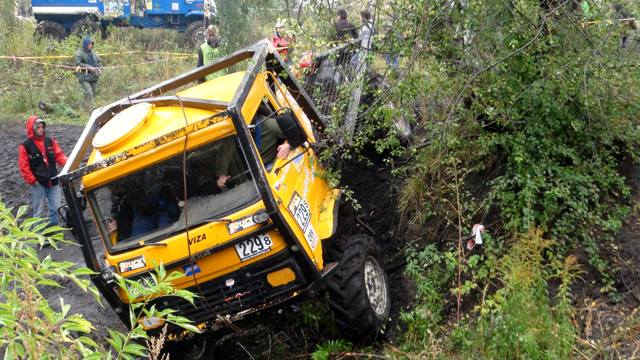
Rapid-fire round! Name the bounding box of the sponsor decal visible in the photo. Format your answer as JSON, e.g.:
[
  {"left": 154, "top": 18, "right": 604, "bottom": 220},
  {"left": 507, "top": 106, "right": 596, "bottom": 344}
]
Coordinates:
[
  {"left": 288, "top": 191, "right": 317, "bottom": 250},
  {"left": 304, "top": 223, "right": 318, "bottom": 251},
  {"left": 227, "top": 215, "right": 256, "bottom": 235},
  {"left": 193, "top": 249, "right": 211, "bottom": 260},
  {"left": 118, "top": 255, "right": 146, "bottom": 274},
  {"left": 301, "top": 165, "right": 316, "bottom": 199},
  {"left": 274, "top": 181, "right": 282, "bottom": 192},
  {"left": 291, "top": 149, "right": 304, "bottom": 173},
  {"left": 188, "top": 233, "right": 207, "bottom": 245},
  {"left": 182, "top": 262, "right": 201, "bottom": 277},
  {"left": 278, "top": 163, "right": 291, "bottom": 183},
  {"left": 171, "top": 2, "right": 178, "bottom": 10}
]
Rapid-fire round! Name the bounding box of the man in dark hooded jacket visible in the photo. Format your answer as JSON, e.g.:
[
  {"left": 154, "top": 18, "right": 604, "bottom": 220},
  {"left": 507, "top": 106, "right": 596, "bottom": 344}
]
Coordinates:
[
  {"left": 333, "top": 9, "right": 358, "bottom": 41},
  {"left": 74, "top": 37, "right": 102, "bottom": 107},
  {"left": 18, "top": 116, "right": 68, "bottom": 231}
]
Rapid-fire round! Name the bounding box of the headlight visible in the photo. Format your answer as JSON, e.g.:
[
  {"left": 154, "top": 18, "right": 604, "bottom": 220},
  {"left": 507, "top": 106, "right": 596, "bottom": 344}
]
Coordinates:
[{"left": 252, "top": 209, "right": 269, "bottom": 224}]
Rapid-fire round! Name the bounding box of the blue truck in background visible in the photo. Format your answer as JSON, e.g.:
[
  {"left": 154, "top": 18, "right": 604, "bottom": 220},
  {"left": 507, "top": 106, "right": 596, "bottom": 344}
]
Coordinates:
[{"left": 31, "top": 0, "right": 217, "bottom": 45}]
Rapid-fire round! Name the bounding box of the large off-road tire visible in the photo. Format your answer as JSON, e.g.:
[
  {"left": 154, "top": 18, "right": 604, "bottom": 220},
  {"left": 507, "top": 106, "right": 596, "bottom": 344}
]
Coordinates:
[
  {"left": 70, "top": 18, "right": 102, "bottom": 38},
  {"left": 167, "top": 337, "right": 215, "bottom": 360},
  {"left": 186, "top": 20, "right": 206, "bottom": 47},
  {"left": 327, "top": 235, "right": 391, "bottom": 340},
  {"left": 34, "top": 21, "right": 66, "bottom": 42}
]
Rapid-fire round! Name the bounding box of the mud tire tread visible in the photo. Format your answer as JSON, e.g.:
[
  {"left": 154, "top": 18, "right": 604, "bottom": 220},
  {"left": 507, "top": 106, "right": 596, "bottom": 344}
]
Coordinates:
[
  {"left": 34, "top": 21, "right": 66, "bottom": 42},
  {"left": 327, "top": 234, "right": 390, "bottom": 340},
  {"left": 186, "top": 20, "right": 206, "bottom": 47}
]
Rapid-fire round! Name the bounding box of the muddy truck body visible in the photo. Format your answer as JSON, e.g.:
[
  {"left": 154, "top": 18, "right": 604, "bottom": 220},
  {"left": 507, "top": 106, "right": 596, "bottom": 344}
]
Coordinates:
[{"left": 59, "top": 40, "right": 390, "bottom": 349}]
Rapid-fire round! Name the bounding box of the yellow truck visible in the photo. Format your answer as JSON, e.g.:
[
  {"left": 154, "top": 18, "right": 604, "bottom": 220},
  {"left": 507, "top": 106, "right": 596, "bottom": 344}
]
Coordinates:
[{"left": 59, "top": 40, "right": 390, "bottom": 357}]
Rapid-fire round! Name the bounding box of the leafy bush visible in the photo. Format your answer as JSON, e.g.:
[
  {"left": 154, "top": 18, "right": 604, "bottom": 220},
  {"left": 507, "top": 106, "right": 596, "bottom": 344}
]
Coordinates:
[{"left": 0, "top": 197, "right": 198, "bottom": 359}]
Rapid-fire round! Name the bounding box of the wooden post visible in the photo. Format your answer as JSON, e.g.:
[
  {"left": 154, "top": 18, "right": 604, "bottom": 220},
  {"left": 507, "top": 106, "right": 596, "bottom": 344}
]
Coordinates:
[
  {"left": 166, "top": 51, "right": 170, "bottom": 80},
  {"left": 139, "top": 53, "right": 142, "bottom": 91}
]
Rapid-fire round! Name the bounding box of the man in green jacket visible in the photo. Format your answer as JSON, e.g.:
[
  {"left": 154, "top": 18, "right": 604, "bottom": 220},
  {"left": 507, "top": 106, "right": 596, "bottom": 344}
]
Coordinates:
[
  {"left": 197, "top": 25, "right": 223, "bottom": 83},
  {"left": 74, "top": 37, "right": 102, "bottom": 107}
]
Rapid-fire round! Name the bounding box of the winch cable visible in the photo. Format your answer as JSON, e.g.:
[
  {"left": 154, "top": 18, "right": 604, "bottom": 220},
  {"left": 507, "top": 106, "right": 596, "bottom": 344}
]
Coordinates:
[{"left": 176, "top": 94, "right": 243, "bottom": 333}]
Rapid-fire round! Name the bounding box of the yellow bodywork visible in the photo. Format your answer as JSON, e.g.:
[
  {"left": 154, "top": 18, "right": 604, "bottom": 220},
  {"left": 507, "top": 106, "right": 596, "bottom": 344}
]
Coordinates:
[{"left": 82, "top": 71, "right": 338, "bottom": 305}]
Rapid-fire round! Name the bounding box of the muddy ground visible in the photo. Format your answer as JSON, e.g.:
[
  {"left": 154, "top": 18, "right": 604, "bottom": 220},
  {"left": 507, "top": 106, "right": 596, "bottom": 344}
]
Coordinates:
[{"left": 2, "top": 119, "right": 639, "bottom": 359}]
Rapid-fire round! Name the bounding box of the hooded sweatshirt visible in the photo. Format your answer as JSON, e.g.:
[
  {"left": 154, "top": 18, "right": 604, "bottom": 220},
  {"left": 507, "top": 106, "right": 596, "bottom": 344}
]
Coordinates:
[{"left": 19, "top": 116, "right": 68, "bottom": 186}]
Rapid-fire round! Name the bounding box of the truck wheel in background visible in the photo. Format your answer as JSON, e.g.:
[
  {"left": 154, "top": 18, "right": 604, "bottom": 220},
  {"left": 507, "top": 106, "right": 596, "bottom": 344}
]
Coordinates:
[
  {"left": 186, "top": 20, "right": 206, "bottom": 47},
  {"left": 34, "top": 21, "right": 66, "bottom": 42},
  {"left": 167, "top": 337, "right": 215, "bottom": 360},
  {"left": 327, "top": 234, "right": 391, "bottom": 341},
  {"left": 70, "top": 18, "right": 102, "bottom": 38}
]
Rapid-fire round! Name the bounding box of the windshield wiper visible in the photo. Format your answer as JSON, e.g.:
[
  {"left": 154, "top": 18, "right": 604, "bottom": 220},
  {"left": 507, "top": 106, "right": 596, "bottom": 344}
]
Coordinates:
[
  {"left": 205, "top": 218, "right": 232, "bottom": 223},
  {"left": 119, "top": 240, "right": 168, "bottom": 252}
]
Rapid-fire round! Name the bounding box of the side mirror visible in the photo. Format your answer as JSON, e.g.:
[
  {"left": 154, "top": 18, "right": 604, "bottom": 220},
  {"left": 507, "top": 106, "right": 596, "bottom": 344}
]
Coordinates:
[{"left": 275, "top": 111, "right": 308, "bottom": 149}]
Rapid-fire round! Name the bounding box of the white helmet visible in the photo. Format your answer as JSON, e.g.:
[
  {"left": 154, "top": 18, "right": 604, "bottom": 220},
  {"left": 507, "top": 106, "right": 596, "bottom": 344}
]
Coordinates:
[{"left": 275, "top": 21, "right": 284, "bottom": 28}]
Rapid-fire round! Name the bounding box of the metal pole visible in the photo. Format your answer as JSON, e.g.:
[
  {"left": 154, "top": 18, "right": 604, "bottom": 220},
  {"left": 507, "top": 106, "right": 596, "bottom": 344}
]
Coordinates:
[{"left": 166, "top": 51, "right": 170, "bottom": 80}]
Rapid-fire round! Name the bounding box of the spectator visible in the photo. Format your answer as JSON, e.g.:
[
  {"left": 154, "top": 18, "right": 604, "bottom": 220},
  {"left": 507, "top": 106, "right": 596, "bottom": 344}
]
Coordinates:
[
  {"left": 270, "top": 21, "right": 294, "bottom": 65},
  {"left": 74, "top": 37, "right": 102, "bottom": 108},
  {"left": 350, "top": 10, "right": 375, "bottom": 68},
  {"left": 197, "top": 25, "right": 223, "bottom": 84},
  {"left": 18, "top": 117, "right": 68, "bottom": 238},
  {"left": 333, "top": 9, "right": 358, "bottom": 41}
]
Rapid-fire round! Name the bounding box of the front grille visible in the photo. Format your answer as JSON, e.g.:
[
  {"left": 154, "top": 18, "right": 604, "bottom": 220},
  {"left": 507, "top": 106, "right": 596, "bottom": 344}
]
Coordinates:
[{"left": 147, "top": 249, "right": 307, "bottom": 334}]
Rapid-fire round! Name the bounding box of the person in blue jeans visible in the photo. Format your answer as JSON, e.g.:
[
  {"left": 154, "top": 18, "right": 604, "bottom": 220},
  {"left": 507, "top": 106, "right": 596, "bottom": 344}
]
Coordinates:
[{"left": 18, "top": 116, "right": 68, "bottom": 233}]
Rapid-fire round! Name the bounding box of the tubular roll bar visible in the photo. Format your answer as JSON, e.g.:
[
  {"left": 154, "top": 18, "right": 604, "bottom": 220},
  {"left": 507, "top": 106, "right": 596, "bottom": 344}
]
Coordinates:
[{"left": 58, "top": 40, "right": 327, "bottom": 329}]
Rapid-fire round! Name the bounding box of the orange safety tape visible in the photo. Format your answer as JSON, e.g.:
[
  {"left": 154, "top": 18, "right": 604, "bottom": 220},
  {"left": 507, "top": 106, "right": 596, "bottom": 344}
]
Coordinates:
[
  {"left": 0, "top": 50, "right": 197, "bottom": 60},
  {"left": 1, "top": 55, "right": 190, "bottom": 71}
]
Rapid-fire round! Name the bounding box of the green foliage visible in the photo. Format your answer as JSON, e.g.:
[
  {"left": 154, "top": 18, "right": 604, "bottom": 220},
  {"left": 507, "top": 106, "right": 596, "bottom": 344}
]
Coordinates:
[
  {"left": 466, "top": 229, "right": 581, "bottom": 359},
  {"left": 311, "top": 339, "right": 352, "bottom": 360},
  {"left": 0, "top": 197, "right": 198, "bottom": 358}
]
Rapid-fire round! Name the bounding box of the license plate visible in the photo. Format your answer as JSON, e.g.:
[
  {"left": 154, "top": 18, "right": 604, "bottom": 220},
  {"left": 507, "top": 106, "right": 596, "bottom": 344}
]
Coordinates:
[{"left": 234, "top": 234, "right": 273, "bottom": 262}]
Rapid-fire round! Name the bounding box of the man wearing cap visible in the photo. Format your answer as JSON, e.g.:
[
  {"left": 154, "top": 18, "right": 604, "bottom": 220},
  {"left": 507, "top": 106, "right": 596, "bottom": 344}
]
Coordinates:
[
  {"left": 74, "top": 37, "right": 102, "bottom": 107},
  {"left": 18, "top": 117, "right": 68, "bottom": 232},
  {"left": 197, "top": 25, "right": 223, "bottom": 84},
  {"left": 270, "top": 21, "right": 293, "bottom": 65}
]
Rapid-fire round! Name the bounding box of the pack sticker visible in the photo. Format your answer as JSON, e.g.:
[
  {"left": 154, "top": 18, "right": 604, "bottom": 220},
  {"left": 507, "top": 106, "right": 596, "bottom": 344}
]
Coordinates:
[
  {"left": 227, "top": 215, "right": 256, "bottom": 235},
  {"left": 182, "top": 262, "right": 201, "bottom": 277},
  {"left": 118, "top": 255, "right": 146, "bottom": 274}
]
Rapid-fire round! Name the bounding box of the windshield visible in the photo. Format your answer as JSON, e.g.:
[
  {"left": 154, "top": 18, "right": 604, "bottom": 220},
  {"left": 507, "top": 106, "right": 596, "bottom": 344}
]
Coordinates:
[{"left": 88, "top": 136, "right": 260, "bottom": 252}]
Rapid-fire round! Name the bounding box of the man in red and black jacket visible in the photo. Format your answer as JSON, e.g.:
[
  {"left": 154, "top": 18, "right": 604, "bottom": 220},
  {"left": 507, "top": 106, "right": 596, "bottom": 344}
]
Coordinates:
[
  {"left": 270, "top": 21, "right": 294, "bottom": 65},
  {"left": 19, "top": 116, "right": 68, "bottom": 231}
]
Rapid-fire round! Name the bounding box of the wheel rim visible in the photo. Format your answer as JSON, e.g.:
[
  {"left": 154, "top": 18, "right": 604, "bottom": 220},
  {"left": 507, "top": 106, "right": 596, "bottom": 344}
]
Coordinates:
[
  {"left": 43, "top": 31, "right": 60, "bottom": 41},
  {"left": 192, "top": 28, "right": 206, "bottom": 45},
  {"left": 364, "top": 256, "right": 388, "bottom": 319},
  {"left": 183, "top": 338, "right": 207, "bottom": 359}
]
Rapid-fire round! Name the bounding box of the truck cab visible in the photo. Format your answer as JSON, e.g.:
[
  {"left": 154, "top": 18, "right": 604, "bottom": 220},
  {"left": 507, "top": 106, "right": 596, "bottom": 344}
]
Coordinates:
[{"left": 59, "top": 40, "right": 390, "bottom": 345}]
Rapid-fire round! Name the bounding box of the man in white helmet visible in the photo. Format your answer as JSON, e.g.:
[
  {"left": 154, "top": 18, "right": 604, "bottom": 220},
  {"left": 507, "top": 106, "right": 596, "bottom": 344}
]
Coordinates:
[
  {"left": 197, "top": 24, "right": 223, "bottom": 83},
  {"left": 270, "top": 21, "right": 293, "bottom": 65}
]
